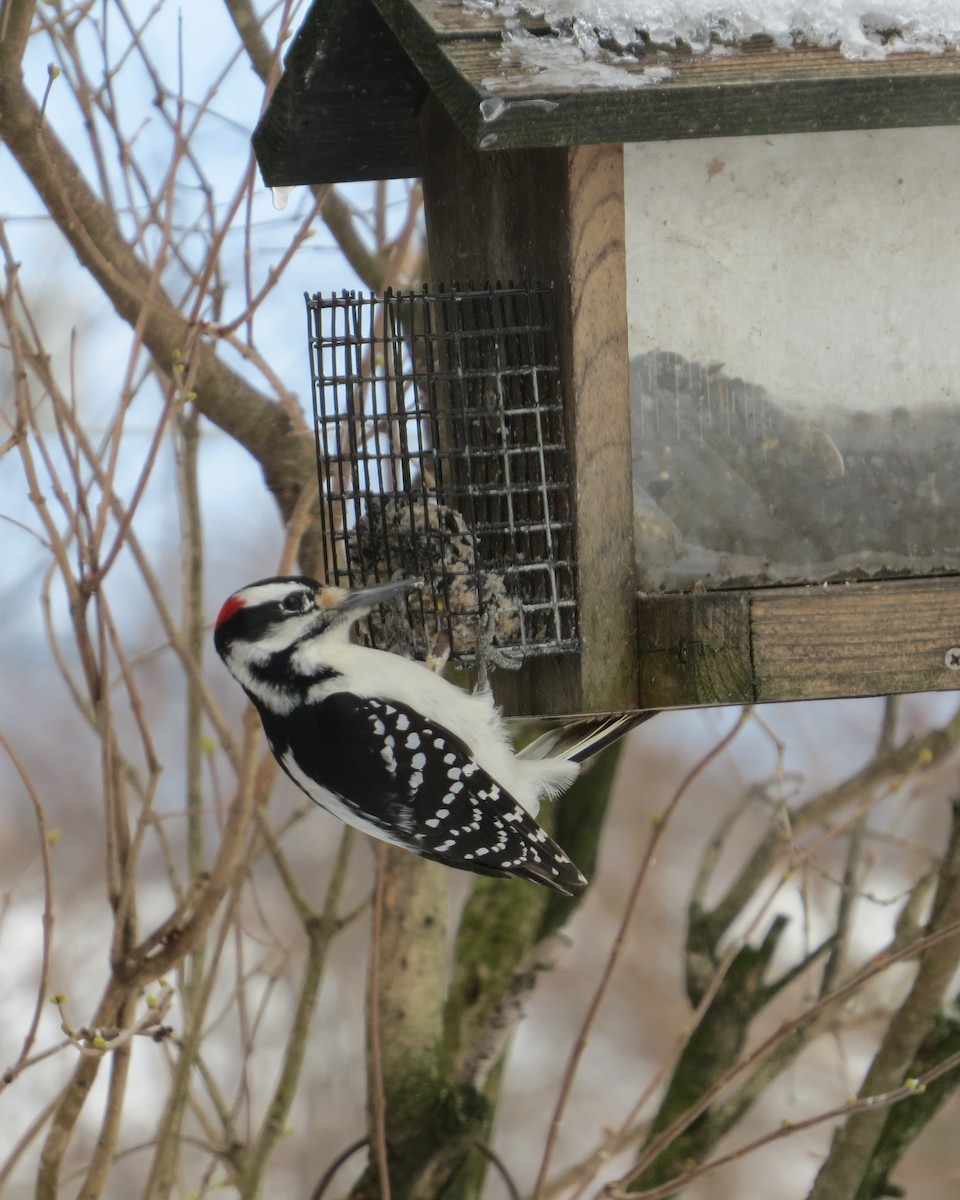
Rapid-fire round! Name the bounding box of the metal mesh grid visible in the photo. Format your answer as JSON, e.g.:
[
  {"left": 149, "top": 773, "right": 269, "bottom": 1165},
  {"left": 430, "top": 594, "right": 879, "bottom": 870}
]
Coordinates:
[{"left": 306, "top": 284, "right": 579, "bottom": 665}]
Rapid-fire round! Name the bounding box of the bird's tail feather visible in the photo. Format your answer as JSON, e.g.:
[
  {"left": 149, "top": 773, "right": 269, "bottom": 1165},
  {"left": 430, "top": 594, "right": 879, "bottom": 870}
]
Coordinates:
[{"left": 516, "top": 711, "right": 655, "bottom": 766}]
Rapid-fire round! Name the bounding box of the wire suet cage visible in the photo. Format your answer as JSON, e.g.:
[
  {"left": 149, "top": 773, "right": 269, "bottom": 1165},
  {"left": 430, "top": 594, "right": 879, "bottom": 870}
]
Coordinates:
[{"left": 307, "top": 284, "right": 579, "bottom": 668}]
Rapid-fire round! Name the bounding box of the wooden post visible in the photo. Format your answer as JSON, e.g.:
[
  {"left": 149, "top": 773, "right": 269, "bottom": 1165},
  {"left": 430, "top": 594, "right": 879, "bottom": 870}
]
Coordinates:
[{"left": 419, "top": 95, "right": 638, "bottom": 717}]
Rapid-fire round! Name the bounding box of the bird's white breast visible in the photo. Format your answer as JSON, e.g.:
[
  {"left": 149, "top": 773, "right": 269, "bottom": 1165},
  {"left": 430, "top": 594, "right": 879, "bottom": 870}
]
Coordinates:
[{"left": 295, "top": 641, "right": 577, "bottom": 814}]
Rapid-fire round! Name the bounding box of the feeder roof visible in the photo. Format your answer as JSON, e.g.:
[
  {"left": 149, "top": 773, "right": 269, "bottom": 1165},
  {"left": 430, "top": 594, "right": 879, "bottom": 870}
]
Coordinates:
[{"left": 253, "top": 0, "right": 960, "bottom": 185}]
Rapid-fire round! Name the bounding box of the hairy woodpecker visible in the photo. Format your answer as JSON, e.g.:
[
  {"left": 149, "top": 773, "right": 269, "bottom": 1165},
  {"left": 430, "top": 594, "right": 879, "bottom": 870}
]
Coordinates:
[{"left": 214, "top": 576, "right": 644, "bottom": 893}]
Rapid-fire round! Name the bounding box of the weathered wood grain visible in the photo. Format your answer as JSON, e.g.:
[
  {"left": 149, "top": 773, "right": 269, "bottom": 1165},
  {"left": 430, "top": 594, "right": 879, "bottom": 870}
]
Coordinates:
[
  {"left": 751, "top": 579, "right": 960, "bottom": 702},
  {"left": 253, "top": 0, "right": 426, "bottom": 186},
  {"left": 405, "top": 0, "right": 549, "bottom": 37},
  {"left": 637, "top": 591, "right": 753, "bottom": 708},
  {"left": 256, "top": 0, "right": 960, "bottom": 186},
  {"left": 638, "top": 578, "right": 960, "bottom": 707},
  {"left": 563, "top": 144, "right": 636, "bottom": 713},
  {"left": 438, "top": 37, "right": 960, "bottom": 149}
]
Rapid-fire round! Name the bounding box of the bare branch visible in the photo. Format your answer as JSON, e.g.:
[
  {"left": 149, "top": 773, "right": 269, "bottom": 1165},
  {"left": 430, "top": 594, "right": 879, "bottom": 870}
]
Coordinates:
[
  {"left": 0, "top": 0, "right": 37, "bottom": 77},
  {"left": 0, "top": 731, "right": 54, "bottom": 1074}
]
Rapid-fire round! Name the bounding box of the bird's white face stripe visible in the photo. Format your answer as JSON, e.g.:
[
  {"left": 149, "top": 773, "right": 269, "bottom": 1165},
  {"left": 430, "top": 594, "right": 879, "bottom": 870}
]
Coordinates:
[
  {"left": 247, "top": 614, "right": 321, "bottom": 660},
  {"left": 224, "top": 658, "right": 298, "bottom": 714},
  {"left": 233, "top": 580, "right": 313, "bottom": 608}
]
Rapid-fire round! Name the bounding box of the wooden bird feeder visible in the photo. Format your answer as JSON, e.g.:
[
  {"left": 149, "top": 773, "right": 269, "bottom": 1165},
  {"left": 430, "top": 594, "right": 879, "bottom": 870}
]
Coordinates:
[{"left": 254, "top": 0, "right": 960, "bottom": 719}]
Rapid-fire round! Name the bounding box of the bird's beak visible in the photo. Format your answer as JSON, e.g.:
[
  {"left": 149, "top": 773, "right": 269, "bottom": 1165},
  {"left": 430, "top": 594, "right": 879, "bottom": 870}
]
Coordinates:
[{"left": 317, "top": 578, "right": 422, "bottom": 619}]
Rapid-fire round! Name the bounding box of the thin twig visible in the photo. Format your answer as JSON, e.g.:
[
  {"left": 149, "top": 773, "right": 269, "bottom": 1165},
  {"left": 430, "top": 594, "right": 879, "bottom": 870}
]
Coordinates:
[
  {"left": 475, "top": 1139, "right": 522, "bottom": 1200},
  {"left": 310, "top": 1137, "right": 370, "bottom": 1200},
  {"left": 0, "top": 731, "right": 55, "bottom": 1074}
]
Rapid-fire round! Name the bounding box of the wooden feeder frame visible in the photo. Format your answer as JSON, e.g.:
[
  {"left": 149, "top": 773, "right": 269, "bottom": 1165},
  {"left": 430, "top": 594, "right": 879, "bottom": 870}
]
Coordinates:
[{"left": 254, "top": 0, "right": 960, "bottom": 718}]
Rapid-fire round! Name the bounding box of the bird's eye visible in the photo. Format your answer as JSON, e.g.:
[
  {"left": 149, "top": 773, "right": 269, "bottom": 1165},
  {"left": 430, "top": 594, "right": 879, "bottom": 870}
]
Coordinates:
[{"left": 280, "top": 592, "right": 310, "bottom": 614}]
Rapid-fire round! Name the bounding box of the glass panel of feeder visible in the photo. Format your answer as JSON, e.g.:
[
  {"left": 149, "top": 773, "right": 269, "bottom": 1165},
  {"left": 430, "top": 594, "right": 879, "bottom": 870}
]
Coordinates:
[{"left": 625, "top": 126, "right": 960, "bottom": 593}]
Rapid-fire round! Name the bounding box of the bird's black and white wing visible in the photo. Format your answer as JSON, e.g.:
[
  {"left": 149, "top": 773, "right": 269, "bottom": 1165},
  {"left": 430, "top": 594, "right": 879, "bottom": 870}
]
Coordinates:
[{"left": 258, "top": 691, "right": 586, "bottom": 893}]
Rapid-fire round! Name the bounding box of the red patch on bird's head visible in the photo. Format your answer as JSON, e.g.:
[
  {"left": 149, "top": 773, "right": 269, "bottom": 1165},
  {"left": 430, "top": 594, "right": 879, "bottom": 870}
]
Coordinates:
[{"left": 215, "top": 594, "right": 246, "bottom": 630}]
